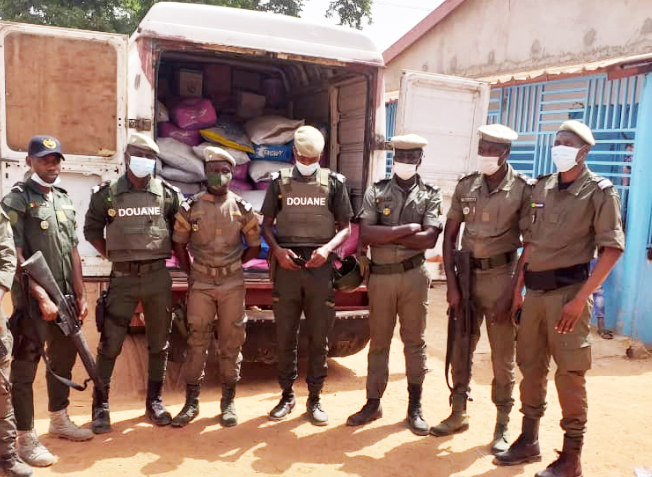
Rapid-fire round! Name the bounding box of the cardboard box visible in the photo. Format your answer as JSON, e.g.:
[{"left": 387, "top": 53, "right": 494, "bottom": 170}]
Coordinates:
[
  {"left": 203, "top": 64, "right": 231, "bottom": 99},
  {"left": 233, "top": 69, "right": 262, "bottom": 93},
  {"left": 236, "top": 90, "right": 266, "bottom": 119},
  {"left": 176, "top": 68, "right": 203, "bottom": 97}
]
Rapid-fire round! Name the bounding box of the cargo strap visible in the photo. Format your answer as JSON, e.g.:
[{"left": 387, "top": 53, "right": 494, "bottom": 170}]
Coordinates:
[
  {"left": 471, "top": 251, "right": 517, "bottom": 271},
  {"left": 192, "top": 260, "right": 242, "bottom": 278},
  {"left": 370, "top": 254, "right": 425, "bottom": 275},
  {"left": 524, "top": 262, "right": 590, "bottom": 292},
  {"left": 112, "top": 259, "right": 165, "bottom": 277}
]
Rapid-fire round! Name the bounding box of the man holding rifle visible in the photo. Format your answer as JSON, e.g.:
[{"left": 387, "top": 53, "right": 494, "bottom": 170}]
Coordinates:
[
  {"left": 430, "top": 125, "right": 533, "bottom": 455},
  {"left": 1, "top": 136, "right": 93, "bottom": 468}
]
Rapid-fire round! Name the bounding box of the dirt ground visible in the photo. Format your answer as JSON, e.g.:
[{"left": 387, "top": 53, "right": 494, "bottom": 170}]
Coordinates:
[{"left": 26, "top": 283, "right": 652, "bottom": 477}]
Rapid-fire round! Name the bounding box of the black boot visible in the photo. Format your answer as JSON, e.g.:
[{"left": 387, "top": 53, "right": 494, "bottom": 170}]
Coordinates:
[
  {"left": 269, "top": 389, "right": 296, "bottom": 421},
  {"left": 146, "top": 380, "right": 172, "bottom": 426},
  {"left": 171, "top": 384, "right": 200, "bottom": 428},
  {"left": 92, "top": 386, "right": 111, "bottom": 434},
  {"left": 306, "top": 390, "right": 328, "bottom": 426},
  {"left": 535, "top": 437, "right": 583, "bottom": 477},
  {"left": 346, "top": 399, "right": 382, "bottom": 426},
  {"left": 407, "top": 384, "right": 429, "bottom": 436},
  {"left": 494, "top": 417, "right": 542, "bottom": 466},
  {"left": 220, "top": 383, "right": 238, "bottom": 427}
]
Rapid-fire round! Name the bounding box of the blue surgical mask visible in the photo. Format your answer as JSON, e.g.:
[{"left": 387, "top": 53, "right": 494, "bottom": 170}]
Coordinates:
[{"left": 129, "top": 156, "right": 155, "bottom": 178}]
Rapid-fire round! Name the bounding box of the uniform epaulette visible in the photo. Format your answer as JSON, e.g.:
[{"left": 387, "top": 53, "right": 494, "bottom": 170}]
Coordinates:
[
  {"left": 10, "top": 182, "right": 24, "bottom": 193},
  {"left": 517, "top": 173, "right": 537, "bottom": 186},
  {"left": 181, "top": 191, "right": 204, "bottom": 211},
  {"left": 91, "top": 180, "right": 110, "bottom": 194},
  {"left": 161, "top": 179, "right": 182, "bottom": 194},
  {"left": 537, "top": 172, "right": 554, "bottom": 181},
  {"left": 329, "top": 171, "right": 346, "bottom": 183},
  {"left": 459, "top": 171, "right": 481, "bottom": 181},
  {"left": 53, "top": 185, "right": 68, "bottom": 194},
  {"left": 235, "top": 195, "right": 253, "bottom": 213},
  {"left": 424, "top": 182, "right": 441, "bottom": 192},
  {"left": 593, "top": 176, "right": 614, "bottom": 190},
  {"left": 270, "top": 171, "right": 281, "bottom": 181},
  {"left": 374, "top": 178, "right": 391, "bottom": 186}
]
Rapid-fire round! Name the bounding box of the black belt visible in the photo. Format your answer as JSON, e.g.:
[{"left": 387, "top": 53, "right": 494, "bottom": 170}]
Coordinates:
[
  {"left": 112, "top": 259, "right": 165, "bottom": 277},
  {"left": 370, "top": 254, "right": 425, "bottom": 275},
  {"left": 524, "top": 262, "right": 590, "bottom": 292},
  {"left": 472, "top": 251, "right": 517, "bottom": 271}
]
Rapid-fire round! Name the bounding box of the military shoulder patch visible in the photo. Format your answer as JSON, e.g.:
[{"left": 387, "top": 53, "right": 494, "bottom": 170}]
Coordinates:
[
  {"left": 10, "top": 182, "right": 24, "bottom": 193},
  {"left": 330, "top": 171, "right": 346, "bottom": 183},
  {"left": 161, "top": 179, "right": 181, "bottom": 194},
  {"left": 92, "top": 180, "right": 110, "bottom": 194}
]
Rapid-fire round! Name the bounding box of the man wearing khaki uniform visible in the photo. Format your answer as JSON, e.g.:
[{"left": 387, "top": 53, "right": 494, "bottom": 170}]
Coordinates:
[
  {"left": 347, "top": 134, "right": 442, "bottom": 435},
  {"left": 495, "top": 120, "right": 625, "bottom": 477},
  {"left": 171, "top": 147, "right": 261, "bottom": 428},
  {"left": 431, "top": 124, "right": 533, "bottom": 454}
]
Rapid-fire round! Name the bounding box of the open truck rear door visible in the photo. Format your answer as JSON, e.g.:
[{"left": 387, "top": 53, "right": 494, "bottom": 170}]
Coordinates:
[{"left": 0, "top": 22, "right": 128, "bottom": 276}]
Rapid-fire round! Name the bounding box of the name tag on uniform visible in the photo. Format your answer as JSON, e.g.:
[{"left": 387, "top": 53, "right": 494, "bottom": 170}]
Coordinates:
[
  {"left": 460, "top": 197, "right": 477, "bottom": 203},
  {"left": 530, "top": 202, "right": 545, "bottom": 208},
  {"left": 56, "top": 210, "right": 68, "bottom": 222}
]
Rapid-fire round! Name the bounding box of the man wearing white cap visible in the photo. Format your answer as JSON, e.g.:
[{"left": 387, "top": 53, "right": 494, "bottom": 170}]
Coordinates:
[
  {"left": 430, "top": 124, "right": 533, "bottom": 454},
  {"left": 495, "top": 120, "right": 625, "bottom": 477},
  {"left": 261, "top": 126, "right": 353, "bottom": 426},
  {"left": 347, "top": 134, "right": 442, "bottom": 436},
  {"left": 170, "top": 146, "right": 261, "bottom": 428},
  {"left": 84, "top": 132, "right": 183, "bottom": 433}
]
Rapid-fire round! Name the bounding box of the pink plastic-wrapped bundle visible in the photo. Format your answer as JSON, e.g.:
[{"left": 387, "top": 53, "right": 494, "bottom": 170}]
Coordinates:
[
  {"left": 170, "top": 97, "right": 217, "bottom": 130},
  {"left": 158, "top": 122, "right": 202, "bottom": 147}
]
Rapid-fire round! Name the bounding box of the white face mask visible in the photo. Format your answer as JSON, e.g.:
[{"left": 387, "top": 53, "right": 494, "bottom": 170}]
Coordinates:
[
  {"left": 30, "top": 172, "right": 61, "bottom": 187},
  {"left": 478, "top": 155, "right": 502, "bottom": 176},
  {"left": 551, "top": 145, "right": 581, "bottom": 173},
  {"left": 393, "top": 162, "right": 418, "bottom": 180},
  {"left": 129, "top": 156, "right": 156, "bottom": 178},
  {"left": 295, "top": 161, "right": 320, "bottom": 177}
]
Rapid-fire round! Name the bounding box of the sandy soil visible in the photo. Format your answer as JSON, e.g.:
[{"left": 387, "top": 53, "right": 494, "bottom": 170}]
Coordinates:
[{"left": 26, "top": 283, "right": 652, "bottom": 477}]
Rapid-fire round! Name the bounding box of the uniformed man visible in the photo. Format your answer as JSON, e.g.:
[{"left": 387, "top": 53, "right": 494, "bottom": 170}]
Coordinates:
[
  {"left": 347, "top": 134, "right": 442, "bottom": 436},
  {"left": 495, "top": 120, "right": 625, "bottom": 477},
  {"left": 261, "top": 126, "right": 353, "bottom": 426},
  {"left": 0, "top": 209, "right": 32, "bottom": 477},
  {"left": 170, "top": 146, "right": 261, "bottom": 428},
  {"left": 2, "top": 136, "right": 93, "bottom": 468},
  {"left": 430, "top": 124, "right": 533, "bottom": 454},
  {"left": 84, "top": 133, "right": 182, "bottom": 433}
]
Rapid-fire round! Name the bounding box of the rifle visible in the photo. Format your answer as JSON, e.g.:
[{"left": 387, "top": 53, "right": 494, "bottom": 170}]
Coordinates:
[
  {"left": 21, "top": 251, "right": 107, "bottom": 401},
  {"left": 444, "top": 249, "right": 477, "bottom": 403}
]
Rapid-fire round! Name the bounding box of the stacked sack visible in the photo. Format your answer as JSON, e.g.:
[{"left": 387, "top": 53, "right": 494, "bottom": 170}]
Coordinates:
[{"left": 157, "top": 98, "right": 218, "bottom": 195}]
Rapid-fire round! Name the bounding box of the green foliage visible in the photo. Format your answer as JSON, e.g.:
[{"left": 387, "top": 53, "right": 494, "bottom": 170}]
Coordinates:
[{"left": 0, "top": 0, "right": 371, "bottom": 33}]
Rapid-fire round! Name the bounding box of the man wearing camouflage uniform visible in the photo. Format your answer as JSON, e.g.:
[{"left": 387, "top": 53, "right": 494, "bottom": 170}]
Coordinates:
[
  {"left": 84, "top": 133, "right": 182, "bottom": 433},
  {"left": 171, "top": 147, "right": 261, "bottom": 428},
  {"left": 0, "top": 208, "right": 32, "bottom": 476},
  {"left": 430, "top": 124, "right": 533, "bottom": 454}
]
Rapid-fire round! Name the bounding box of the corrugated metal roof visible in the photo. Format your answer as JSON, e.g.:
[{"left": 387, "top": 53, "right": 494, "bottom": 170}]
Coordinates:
[
  {"left": 133, "top": 2, "right": 384, "bottom": 67},
  {"left": 478, "top": 52, "right": 652, "bottom": 85}
]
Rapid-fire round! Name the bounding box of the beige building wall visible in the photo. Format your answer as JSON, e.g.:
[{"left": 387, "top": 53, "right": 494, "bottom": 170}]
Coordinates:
[{"left": 385, "top": 0, "right": 652, "bottom": 91}]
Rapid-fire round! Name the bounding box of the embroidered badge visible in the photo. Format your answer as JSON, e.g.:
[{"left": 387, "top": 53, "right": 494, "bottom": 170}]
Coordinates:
[
  {"left": 42, "top": 138, "right": 57, "bottom": 149},
  {"left": 107, "top": 208, "right": 116, "bottom": 217}
]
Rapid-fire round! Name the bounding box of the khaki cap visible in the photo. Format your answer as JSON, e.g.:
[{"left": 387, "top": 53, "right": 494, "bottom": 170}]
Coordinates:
[
  {"left": 391, "top": 134, "right": 428, "bottom": 150},
  {"left": 128, "top": 132, "right": 160, "bottom": 154},
  {"left": 559, "top": 120, "right": 595, "bottom": 146},
  {"left": 294, "top": 126, "right": 325, "bottom": 157},
  {"left": 478, "top": 124, "right": 518, "bottom": 144},
  {"left": 204, "top": 146, "right": 236, "bottom": 166}
]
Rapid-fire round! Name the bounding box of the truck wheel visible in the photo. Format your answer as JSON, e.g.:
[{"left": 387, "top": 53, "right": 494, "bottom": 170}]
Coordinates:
[{"left": 327, "top": 314, "right": 370, "bottom": 358}]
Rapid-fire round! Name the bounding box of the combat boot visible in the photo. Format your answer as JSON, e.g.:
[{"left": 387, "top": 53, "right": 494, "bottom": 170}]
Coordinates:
[
  {"left": 494, "top": 417, "right": 542, "bottom": 466},
  {"left": 49, "top": 409, "right": 94, "bottom": 441},
  {"left": 16, "top": 431, "right": 53, "bottom": 467},
  {"left": 269, "top": 389, "right": 296, "bottom": 421},
  {"left": 145, "top": 380, "right": 172, "bottom": 426},
  {"left": 171, "top": 384, "right": 201, "bottom": 428},
  {"left": 92, "top": 386, "right": 111, "bottom": 434},
  {"left": 430, "top": 394, "right": 469, "bottom": 437},
  {"left": 220, "top": 383, "right": 238, "bottom": 427},
  {"left": 489, "top": 411, "right": 511, "bottom": 455},
  {"left": 0, "top": 454, "right": 33, "bottom": 477},
  {"left": 306, "top": 390, "right": 328, "bottom": 426},
  {"left": 346, "top": 399, "right": 382, "bottom": 426},
  {"left": 407, "top": 384, "right": 429, "bottom": 436},
  {"left": 535, "top": 437, "right": 583, "bottom": 477}
]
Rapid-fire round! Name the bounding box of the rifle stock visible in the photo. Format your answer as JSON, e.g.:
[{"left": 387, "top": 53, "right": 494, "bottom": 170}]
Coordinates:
[{"left": 21, "top": 251, "right": 107, "bottom": 400}]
